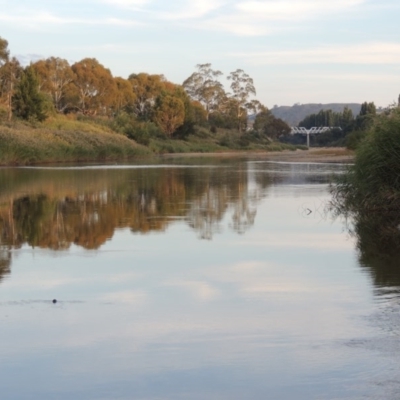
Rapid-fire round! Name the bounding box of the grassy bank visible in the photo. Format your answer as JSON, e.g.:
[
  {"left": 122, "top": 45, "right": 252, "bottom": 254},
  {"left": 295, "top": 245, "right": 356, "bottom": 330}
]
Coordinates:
[
  {"left": 0, "top": 117, "right": 151, "bottom": 165},
  {"left": 0, "top": 115, "right": 308, "bottom": 165}
]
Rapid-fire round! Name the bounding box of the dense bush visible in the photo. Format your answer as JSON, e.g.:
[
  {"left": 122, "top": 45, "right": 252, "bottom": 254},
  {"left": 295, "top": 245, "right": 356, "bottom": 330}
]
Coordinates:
[{"left": 331, "top": 108, "right": 400, "bottom": 216}]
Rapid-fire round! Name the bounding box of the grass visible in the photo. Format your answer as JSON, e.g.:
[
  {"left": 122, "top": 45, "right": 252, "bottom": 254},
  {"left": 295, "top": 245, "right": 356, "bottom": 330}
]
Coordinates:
[{"left": 0, "top": 115, "right": 151, "bottom": 165}]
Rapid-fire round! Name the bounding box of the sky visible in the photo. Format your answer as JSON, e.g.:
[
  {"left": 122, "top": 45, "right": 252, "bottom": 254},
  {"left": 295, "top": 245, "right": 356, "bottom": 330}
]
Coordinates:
[{"left": 1, "top": 0, "right": 399, "bottom": 108}]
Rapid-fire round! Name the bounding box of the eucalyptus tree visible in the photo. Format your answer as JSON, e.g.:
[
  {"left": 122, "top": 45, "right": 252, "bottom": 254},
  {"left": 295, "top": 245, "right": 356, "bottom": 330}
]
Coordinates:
[
  {"left": 227, "top": 69, "right": 258, "bottom": 132},
  {"left": 128, "top": 73, "right": 166, "bottom": 120},
  {"left": 183, "top": 63, "right": 225, "bottom": 120},
  {"left": 71, "top": 58, "right": 117, "bottom": 115},
  {"left": 0, "top": 57, "right": 21, "bottom": 121},
  {"left": 0, "top": 37, "right": 15, "bottom": 121},
  {"left": 112, "top": 77, "right": 135, "bottom": 115},
  {"left": 31, "top": 57, "right": 76, "bottom": 112},
  {"left": 153, "top": 93, "right": 185, "bottom": 137},
  {"left": 0, "top": 37, "right": 9, "bottom": 66}
]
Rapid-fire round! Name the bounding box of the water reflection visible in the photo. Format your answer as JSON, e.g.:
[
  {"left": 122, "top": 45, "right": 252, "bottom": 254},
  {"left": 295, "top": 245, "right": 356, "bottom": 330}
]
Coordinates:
[
  {"left": 1, "top": 160, "right": 396, "bottom": 400},
  {"left": 354, "top": 211, "right": 400, "bottom": 291},
  {"left": 0, "top": 246, "right": 11, "bottom": 282},
  {"left": 0, "top": 163, "right": 273, "bottom": 265}
]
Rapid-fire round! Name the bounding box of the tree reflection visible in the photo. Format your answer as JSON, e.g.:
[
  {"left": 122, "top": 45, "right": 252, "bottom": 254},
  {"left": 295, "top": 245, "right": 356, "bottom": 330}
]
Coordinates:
[
  {"left": 354, "top": 211, "right": 400, "bottom": 289},
  {"left": 0, "top": 163, "right": 271, "bottom": 268},
  {"left": 0, "top": 246, "right": 11, "bottom": 283},
  {"left": 187, "top": 187, "right": 227, "bottom": 240}
]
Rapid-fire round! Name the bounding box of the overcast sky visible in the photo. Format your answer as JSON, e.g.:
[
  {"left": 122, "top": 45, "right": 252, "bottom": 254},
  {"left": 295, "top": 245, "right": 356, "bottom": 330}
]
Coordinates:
[{"left": 1, "top": 0, "right": 399, "bottom": 108}]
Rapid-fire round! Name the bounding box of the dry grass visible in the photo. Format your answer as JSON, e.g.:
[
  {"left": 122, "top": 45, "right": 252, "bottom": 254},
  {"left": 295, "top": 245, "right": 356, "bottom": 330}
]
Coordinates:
[{"left": 0, "top": 117, "right": 151, "bottom": 165}]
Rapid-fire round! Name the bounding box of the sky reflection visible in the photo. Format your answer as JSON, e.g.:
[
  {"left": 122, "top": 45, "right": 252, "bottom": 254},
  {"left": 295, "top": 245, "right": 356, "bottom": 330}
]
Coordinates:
[{"left": 0, "top": 160, "right": 398, "bottom": 400}]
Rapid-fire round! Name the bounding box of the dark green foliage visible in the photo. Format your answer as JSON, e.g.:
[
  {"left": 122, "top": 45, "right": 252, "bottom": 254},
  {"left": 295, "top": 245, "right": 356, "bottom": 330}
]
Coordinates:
[
  {"left": 13, "top": 67, "right": 48, "bottom": 122},
  {"left": 298, "top": 108, "right": 354, "bottom": 132},
  {"left": 264, "top": 117, "right": 290, "bottom": 139},
  {"left": 253, "top": 109, "right": 291, "bottom": 141},
  {"left": 354, "top": 210, "right": 400, "bottom": 288},
  {"left": 312, "top": 128, "right": 346, "bottom": 147},
  {"left": 345, "top": 130, "right": 368, "bottom": 150},
  {"left": 354, "top": 101, "right": 376, "bottom": 130},
  {"left": 331, "top": 108, "right": 400, "bottom": 217},
  {"left": 110, "top": 112, "right": 161, "bottom": 145},
  {"left": 173, "top": 93, "right": 197, "bottom": 139},
  {"left": 209, "top": 111, "right": 240, "bottom": 130}
]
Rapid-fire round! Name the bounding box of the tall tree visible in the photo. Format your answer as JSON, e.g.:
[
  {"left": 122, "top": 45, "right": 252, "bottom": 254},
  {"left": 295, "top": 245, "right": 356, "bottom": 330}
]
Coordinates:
[
  {"left": 254, "top": 107, "right": 290, "bottom": 139},
  {"left": 128, "top": 73, "right": 166, "bottom": 120},
  {"left": 32, "top": 57, "right": 75, "bottom": 112},
  {"left": 183, "top": 63, "right": 225, "bottom": 120},
  {"left": 0, "top": 57, "right": 21, "bottom": 121},
  {"left": 13, "top": 66, "right": 47, "bottom": 121},
  {"left": 356, "top": 101, "right": 376, "bottom": 130},
  {"left": 227, "top": 69, "right": 257, "bottom": 132},
  {"left": 112, "top": 77, "right": 135, "bottom": 115},
  {"left": 71, "top": 58, "right": 116, "bottom": 115},
  {"left": 341, "top": 106, "right": 354, "bottom": 132},
  {"left": 153, "top": 94, "right": 185, "bottom": 137},
  {"left": 0, "top": 37, "right": 9, "bottom": 66}
]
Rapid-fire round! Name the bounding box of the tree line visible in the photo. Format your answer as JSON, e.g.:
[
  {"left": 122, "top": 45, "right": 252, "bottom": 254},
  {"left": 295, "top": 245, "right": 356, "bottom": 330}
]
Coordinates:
[
  {"left": 0, "top": 37, "right": 290, "bottom": 143},
  {"left": 291, "top": 102, "right": 379, "bottom": 148},
  {"left": 298, "top": 102, "right": 377, "bottom": 132}
]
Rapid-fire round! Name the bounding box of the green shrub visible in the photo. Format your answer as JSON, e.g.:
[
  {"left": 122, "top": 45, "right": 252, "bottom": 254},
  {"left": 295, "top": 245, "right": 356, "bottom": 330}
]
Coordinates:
[
  {"left": 331, "top": 108, "right": 400, "bottom": 216},
  {"left": 345, "top": 130, "right": 368, "bottom": 150}
]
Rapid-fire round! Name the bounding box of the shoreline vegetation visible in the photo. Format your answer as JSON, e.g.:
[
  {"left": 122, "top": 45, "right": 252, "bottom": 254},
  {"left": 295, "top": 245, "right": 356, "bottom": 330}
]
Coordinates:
[
  {"left": 330, "top": 108, "right": 400, "bottom": 271},
  {"left": 0, "top": 114, "right": 312, "bottom": 166},
  {"left": 0, "top": 115, "right": 354, "bottom": 166}
]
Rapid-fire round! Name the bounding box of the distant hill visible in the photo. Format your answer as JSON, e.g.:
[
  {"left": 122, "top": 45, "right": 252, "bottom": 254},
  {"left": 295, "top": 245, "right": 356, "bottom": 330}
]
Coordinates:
[{"left": 270, "top": 103, "right": 362, "bottom": 126}]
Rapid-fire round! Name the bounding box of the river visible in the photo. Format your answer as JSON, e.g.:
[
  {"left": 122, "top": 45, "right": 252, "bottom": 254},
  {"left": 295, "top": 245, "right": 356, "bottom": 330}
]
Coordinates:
[{"left": 0, "top": 157, "right": 399, "bottom": 399}]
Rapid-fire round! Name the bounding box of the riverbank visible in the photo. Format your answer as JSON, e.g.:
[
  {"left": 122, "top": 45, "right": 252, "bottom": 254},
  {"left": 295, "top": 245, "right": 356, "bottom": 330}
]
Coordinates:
[
  {"left": 0, "top": 116, "right": 353, "bottom": 165},
  {"left": 0, "top": 121, "right": 152, "bottom": 165},
  {"left": 161, "top": 147, "right": 354, "bottom": 163}
]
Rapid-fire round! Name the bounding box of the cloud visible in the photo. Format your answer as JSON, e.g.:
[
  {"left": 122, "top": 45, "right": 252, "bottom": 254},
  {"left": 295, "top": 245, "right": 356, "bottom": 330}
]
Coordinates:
[
  {"left": 229, "top": 42, "right": 400, "bottom": 64},
  {"left": 0, "top": 12, "right": 141, "bottom": 27},
  {"left": 103, "top": 0, "right": 150, "bottom": 6},
  {"left": 0, "top": 0, "right": 369, "bottom": 37},
  {"left": 164, "top": 280, "right": 220, "bottom": 301},
  {"left": 236, "top": 232, "right": 355, "bottom": 250},
  {"left": 194, "top": 0, "right": 366, "bottom": 36},
  {"left": 235, "top": 0, "right": 364, "bottom": 19},
  {"left": 16, "top": 53, "right": 46, "bottom": 66},
  {"left": 155, "top": 0, "right": 224, "bottom": 20},
  {"left": 100, "top": 290, "right": 147, "bottom": 304}
]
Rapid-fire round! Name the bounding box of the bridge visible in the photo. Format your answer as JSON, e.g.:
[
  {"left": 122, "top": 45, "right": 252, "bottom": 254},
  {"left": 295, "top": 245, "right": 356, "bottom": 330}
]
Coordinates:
[{"left": 290, "top": 127, "right": 342, "bottom": 147}]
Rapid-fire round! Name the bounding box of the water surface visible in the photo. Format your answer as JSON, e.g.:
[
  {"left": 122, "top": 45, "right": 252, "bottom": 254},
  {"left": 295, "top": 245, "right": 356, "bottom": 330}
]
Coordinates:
[{"left": 0, "top": 158, "right": 399, "bottom": 400}]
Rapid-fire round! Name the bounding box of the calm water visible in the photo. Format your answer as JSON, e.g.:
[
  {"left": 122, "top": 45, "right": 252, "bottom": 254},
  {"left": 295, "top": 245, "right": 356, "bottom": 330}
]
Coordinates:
[{"left": 0, "top": 158, "right": 399, "bottom": 400}]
